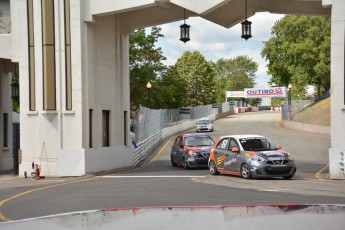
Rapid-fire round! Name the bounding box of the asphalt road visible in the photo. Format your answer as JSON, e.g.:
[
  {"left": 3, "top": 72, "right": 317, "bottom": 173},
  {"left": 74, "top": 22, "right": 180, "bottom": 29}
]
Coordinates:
[{"left": 1, "top": 111, "right": 344, "bottom": 221}]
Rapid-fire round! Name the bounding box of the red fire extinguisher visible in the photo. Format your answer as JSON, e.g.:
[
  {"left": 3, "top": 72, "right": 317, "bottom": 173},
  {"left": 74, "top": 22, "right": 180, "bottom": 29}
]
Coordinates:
[{"left": 35, "top": 164, "right": 40, "bottom": 180}]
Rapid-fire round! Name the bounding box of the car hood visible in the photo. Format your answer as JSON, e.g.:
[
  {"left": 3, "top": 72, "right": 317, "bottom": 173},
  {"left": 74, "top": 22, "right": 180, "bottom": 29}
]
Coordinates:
[
  {"left": 187, "top": 146, "right": 213, "bottom": 153},
  {"left": 255, "top": 150, "right": 288, "bottom": 158}
]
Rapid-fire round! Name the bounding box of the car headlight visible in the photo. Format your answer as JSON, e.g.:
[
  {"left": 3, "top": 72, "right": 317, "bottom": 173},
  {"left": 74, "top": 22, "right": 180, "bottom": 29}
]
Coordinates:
[
  {"left": 188, "top": 150, "right": 197, "bottom": 157},
  {"left": 287, "top": 153, "right": 294, "bottom": 161},
  {"left": 252, "top": 154, "right": 265, "bottom": 162}
]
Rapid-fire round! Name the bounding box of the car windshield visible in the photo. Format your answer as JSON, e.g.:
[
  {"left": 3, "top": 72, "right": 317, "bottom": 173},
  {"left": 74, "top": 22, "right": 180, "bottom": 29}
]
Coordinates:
[
  {"left": 239, "top": 137, "right": 278, "bottom": 151},
  {"left": 198, "top": 120, "right": 210, "bottom": 125},
  {"left": 185, "top": 136, "right": 214, "bottom": 147}
]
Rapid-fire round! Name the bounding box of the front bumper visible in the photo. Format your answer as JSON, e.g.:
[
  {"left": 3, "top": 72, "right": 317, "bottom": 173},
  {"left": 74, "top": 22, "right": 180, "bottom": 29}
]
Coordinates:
[
  {"left": 249, "top": 161, "right": 296, "bottom": 178},
  {"left": 197, "top": 127, "right": 212, "bottom": 132},
  {"left": 186, "top": 157, "right": 209, "bottom": 168}
]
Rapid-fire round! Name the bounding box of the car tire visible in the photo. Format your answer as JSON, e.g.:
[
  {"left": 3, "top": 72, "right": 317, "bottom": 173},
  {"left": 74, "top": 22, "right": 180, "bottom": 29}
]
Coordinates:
[
  {"left": 240, "top": 163, "right": 251, "bottom": 179},
  {"left": 209, "top": 160, "right": 219, "bottom": 175},
  {"left": 182, "top": 158, "right": 189, "bottom": 169},
  {"left": 171, "top": 156, "right": 177, "bottom": 167}
]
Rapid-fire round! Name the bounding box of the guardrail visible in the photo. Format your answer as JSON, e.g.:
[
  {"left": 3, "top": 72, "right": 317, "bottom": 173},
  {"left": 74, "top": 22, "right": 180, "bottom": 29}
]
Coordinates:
[{"left": 133, "top": 131, "right": 162, "bottom": 166}]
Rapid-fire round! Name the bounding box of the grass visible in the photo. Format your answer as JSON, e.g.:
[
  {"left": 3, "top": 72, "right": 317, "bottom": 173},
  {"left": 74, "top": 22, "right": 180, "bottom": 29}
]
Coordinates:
[{"left": 293, "top": 97, "right": 330, "bottom": 126}]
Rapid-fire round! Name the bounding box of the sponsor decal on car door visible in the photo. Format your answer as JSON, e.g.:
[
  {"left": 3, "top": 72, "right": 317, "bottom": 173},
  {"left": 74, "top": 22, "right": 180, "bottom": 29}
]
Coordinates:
[{"left": 214, "top": 138, "right": 229, "bottom": 170}]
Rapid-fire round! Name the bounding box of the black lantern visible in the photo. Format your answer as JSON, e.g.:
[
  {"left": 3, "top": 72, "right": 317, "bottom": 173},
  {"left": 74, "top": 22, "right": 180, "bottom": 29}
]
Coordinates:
[
  {"left": 241, "top": 0, "right": 252, "bottom": 40},
  {"left": 11, "top": 82, "right": 19, "bottom": 100},
  {"left": 241, "top": 19, "right": 252, "bottom": 40},
  {"left": 180, "top": 9, "right": 190, "bottom": 43}
]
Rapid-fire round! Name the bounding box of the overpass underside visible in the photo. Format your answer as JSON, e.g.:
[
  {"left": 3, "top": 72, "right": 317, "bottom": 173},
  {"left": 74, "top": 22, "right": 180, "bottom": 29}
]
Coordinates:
[{"left": 0, "top": 0, "right": 344, "bottom": 179}]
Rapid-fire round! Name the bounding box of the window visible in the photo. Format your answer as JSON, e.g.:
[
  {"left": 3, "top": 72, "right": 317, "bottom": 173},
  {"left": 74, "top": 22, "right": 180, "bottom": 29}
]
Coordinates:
[
  {"left": 228, "top": 139, "right": 239, "bottom": 150},
  {"left": 102, "top": 110, "right": 110, "bottom": 147},
  {"left": 27, "top": 0, "right": 36, "bottom": 110},
  {"left": 42, "top": 0, "right": 56, "bottom": 110},
  {"left": 124, "top": 111, "right": 127, "bottom": 145},
  {"left": 89, "top": 109, "right": 93, "bottom": 148},
  {"left": 64, "top": 0, "right": 72, "bottom": 110},
  {"left": 174, "top": 137, "right": 182, "bottom": 146},
  {"left": 3, "top": 113, "right": 8, "bottom": 147},
  {"left": 216, "top": 138, "right": 229, "bottom": 150}
]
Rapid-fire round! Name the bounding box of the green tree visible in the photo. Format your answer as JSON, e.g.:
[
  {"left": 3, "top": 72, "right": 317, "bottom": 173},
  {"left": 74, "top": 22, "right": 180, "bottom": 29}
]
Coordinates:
[
  {"left": 261, "top": 15, "right": 331, "bottom": 97},
  {"left": 174, "top": 51, "right": 216, "bottom": 106},
  {"left": 212, "top": 55, "right": 258, "bottom": 103},
  {"left": 152, "top": 66, "right": 187, "bottom": 109},
  {"left": 129, "top": 26, "right": 167, "bottom": 110}
]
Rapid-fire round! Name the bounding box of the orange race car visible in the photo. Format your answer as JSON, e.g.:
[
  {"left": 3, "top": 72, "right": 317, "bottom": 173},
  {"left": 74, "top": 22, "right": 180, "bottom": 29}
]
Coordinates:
[{"left": 208, "top": 134, "right": 296, "bottom": 179}]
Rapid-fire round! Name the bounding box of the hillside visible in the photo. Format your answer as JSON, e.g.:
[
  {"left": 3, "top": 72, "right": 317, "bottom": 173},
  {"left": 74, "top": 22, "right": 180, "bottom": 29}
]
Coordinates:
[{"left": 293, "top": 97, "right": 330, "bottom": 126}]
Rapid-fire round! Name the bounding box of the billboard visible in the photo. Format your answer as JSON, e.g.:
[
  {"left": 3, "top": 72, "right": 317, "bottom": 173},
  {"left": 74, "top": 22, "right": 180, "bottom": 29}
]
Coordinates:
[{"left": 244, "top": 87, "right": 286, "bottom": 98}]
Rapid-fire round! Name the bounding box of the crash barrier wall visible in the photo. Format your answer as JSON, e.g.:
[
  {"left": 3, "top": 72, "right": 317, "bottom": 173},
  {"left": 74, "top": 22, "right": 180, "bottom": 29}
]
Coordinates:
[
  {"left": 57, "top": 146, "right": 133, "bottom": 176},
  {"left": 1, "top": 205, "right": 345, "bottom": 230},
  {"left": 235, "top": 107, "right": 246, "bottom": 113},
  {"left": 280, "top": 119, "right": 330, "bottom": 137}
]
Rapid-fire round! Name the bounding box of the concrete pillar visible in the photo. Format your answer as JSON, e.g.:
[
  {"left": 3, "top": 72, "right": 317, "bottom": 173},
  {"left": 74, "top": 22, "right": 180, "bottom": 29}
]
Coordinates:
[{"left": 327, "top": 0, "right": 345, "bottom": 179}]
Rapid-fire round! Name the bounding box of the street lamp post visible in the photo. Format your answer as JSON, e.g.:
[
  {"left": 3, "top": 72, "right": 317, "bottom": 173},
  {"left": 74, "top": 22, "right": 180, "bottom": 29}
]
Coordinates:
[
  {"left": 288, "top": 83, "right": 292, "bottom": 120},
  {"left": 146, "top": 82, "right": 152, "bottom": 108}
]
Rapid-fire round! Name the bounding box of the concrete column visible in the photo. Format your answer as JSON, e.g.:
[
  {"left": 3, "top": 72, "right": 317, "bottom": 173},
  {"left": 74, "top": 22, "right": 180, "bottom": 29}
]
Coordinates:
[{"left": 328, "top": 0, "right": 345, "bottom": 179}]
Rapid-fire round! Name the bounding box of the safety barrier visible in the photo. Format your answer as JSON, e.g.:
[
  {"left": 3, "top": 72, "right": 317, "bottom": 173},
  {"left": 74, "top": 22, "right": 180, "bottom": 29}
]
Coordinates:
[
  {"left": 133, "top": 131, "right": 162, "bottom": 166},
  {"left": 1, "top": 205, "right": 344, "bottom": 229}
]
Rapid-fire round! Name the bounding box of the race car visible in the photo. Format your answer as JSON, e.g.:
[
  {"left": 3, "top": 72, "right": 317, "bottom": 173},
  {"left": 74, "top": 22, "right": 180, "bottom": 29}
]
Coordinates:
[
  {"left": 171, "top": 133, "right": 215, "bottom": 169},
  {"left": 208, "top": 134, "right": 296, "bottom": 179}
]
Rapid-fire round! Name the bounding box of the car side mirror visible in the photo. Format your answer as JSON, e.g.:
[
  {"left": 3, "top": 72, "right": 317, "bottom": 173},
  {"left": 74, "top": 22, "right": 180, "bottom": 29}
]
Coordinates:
[
  {"left": 231, "top": 147, "right": 239, "bottom": 153},
  {"left": 277, "top": 146, "right": 282, "bottom": 149}
]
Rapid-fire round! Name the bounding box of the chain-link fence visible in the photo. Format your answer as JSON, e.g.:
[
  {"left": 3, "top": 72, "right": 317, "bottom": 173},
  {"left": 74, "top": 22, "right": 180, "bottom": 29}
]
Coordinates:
[{"left": 133, "top": 102, "right": 234, "bottom": 143}]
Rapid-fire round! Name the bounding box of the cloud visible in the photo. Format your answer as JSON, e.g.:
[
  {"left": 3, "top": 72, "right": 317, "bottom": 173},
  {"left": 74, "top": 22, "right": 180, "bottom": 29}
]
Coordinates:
[{"left": 155, "top": 12, "right": 284, "bottom": 87}]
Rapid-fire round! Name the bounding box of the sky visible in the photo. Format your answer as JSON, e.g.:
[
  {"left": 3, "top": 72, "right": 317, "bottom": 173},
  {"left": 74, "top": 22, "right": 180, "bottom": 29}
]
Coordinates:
[{"left": 155, "top": 12, "right": 284, "bottom": 89}]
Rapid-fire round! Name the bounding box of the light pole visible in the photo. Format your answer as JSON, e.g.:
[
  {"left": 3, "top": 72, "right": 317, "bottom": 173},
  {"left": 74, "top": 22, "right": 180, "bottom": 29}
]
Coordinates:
[
  {"left": 146, "top": 82, "right": 152, "bottom": 108},
  {"left": 288, "top": 83, "right": 292, "bottom": 120}
]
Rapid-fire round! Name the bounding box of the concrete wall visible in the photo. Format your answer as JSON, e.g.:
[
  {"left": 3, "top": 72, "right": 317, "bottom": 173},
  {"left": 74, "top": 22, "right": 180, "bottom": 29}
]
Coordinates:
[
  {"left": 1, "top": 205, "right": 344, "bottom": 229},
  {"left": 0, "top": 35, "right": 11, "bottom": 59},
  {"left": 281, "top": 119, "right": 330, "bottom": 137},
  {"left": 0, "top": 61, "right": 13, "bottom": 172}
]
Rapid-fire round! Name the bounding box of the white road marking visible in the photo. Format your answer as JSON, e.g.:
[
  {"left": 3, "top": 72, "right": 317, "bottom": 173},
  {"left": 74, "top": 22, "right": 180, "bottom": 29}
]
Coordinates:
[{"left": 101, "top": 175, "right": 207, "bottom": 178}]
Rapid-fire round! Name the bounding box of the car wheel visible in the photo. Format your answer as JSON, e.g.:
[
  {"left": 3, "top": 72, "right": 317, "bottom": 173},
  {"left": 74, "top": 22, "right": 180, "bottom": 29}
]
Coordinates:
[
  {"left": 209, "top": 160, "right": 219, "bottom": 175},
  {"left": 171, "top": 156, "right": 177, "bottom": 167},
  {"left": 240, "top": 163, "right": 251, "bottom": 179},
  {"left": 182, "top": 158, "right": 189, "bottom": 169}
]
